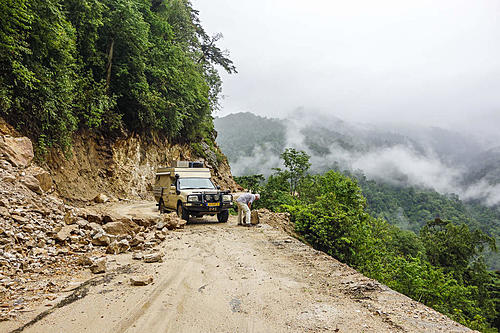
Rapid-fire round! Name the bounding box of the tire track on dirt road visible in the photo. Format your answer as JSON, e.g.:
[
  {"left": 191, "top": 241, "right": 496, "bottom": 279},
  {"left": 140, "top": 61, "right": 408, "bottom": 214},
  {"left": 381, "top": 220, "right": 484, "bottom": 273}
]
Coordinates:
[{"left": 113, "top": 260, "right": 198, "bottom": 333}]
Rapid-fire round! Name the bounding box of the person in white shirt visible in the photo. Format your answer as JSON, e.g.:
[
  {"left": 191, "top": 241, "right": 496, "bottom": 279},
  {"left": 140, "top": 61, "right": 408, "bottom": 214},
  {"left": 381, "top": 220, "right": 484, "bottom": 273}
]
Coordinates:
[{"left": 236, "top": 193, "right": 260, "bottom": 226}]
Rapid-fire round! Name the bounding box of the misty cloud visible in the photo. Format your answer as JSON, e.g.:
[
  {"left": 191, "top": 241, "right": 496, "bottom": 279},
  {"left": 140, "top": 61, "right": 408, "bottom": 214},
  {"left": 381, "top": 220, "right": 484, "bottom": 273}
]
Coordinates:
[
  {"left": 193, "top": 0, "right": 500, "bottom": 142},
  {"left": 227, "top": 113, "right": 500, "bottom": 206}
]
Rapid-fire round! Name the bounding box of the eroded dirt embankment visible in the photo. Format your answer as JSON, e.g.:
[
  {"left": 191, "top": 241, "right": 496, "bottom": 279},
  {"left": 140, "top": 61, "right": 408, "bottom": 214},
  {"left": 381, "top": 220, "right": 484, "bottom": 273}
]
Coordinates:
[
  {"left": 2, "top": 202, "right": 473, "bottom": 333},
  {"left": 44, "top": 130, "right": 238, "bottom": 202}
]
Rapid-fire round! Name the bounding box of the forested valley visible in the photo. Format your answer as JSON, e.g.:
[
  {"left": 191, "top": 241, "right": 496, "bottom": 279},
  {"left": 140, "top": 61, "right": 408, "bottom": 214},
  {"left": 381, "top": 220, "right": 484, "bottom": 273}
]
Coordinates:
[{"left": 219, "top": 113, "right": 500, "bottom": 332}]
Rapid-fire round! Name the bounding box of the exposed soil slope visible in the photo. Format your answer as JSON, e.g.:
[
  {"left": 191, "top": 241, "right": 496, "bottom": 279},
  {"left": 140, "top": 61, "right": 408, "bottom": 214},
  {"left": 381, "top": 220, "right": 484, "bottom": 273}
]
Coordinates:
[{"left": 44, "top": 131, "right": 238, "bottom": 202}]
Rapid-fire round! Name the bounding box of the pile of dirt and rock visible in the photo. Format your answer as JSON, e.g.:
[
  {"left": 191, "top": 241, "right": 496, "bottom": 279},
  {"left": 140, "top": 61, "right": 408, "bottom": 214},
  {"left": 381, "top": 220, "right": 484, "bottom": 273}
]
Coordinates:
[
  {"left": 256, "top": 208, "right": 296, "bottom": 235},
  {"left": 0, "top": 134, "right": 186, "bottom": 321}
]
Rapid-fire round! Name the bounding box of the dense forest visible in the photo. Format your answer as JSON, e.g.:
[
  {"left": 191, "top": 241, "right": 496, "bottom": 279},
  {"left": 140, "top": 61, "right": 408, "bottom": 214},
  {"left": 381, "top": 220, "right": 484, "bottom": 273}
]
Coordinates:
[
  {"left": 357, "top": 177, "right": 500, "bottom": 270},
  {"left": 235, "top": 149, "right": 499, "bottom": 332},
  {"left": 0, "top": 0, "right": 234, "bottom": 155}
]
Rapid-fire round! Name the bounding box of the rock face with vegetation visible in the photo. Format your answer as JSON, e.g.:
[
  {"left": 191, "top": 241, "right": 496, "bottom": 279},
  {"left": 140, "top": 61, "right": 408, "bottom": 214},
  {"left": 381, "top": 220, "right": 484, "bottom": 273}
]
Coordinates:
[{"left": 1, "top": 0, "right": 234, "bottom": 160}]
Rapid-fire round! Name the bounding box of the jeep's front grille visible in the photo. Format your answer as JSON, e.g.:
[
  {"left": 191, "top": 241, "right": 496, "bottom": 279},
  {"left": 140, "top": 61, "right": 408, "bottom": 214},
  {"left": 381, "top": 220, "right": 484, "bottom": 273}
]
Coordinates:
[{"left": 204, "top": 194, "right": 220, "bottom": 202}]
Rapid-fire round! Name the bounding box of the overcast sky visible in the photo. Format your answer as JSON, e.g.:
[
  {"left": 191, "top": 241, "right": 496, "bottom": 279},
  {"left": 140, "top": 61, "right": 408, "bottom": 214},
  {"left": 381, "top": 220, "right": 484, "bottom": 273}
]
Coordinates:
[{"left": 191, "top": 0, "right": 500, "bottom": 139}]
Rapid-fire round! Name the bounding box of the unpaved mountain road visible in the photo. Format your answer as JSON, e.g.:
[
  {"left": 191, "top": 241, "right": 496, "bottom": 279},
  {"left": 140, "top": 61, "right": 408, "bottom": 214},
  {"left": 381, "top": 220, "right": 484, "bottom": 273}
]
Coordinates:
[{"left": 5, "top": 201, "right": 472, "bottom": 333}]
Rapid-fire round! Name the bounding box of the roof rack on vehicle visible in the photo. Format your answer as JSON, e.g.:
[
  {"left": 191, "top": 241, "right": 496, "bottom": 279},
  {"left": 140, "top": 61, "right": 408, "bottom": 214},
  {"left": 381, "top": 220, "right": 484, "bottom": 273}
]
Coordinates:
[{"left": 172, "top": 160, "right": 204, "bottom": 168}]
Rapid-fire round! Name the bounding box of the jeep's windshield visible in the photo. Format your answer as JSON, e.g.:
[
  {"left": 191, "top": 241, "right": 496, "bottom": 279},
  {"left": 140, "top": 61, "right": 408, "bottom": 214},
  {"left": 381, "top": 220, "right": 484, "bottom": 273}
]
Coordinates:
[{"left": 178, "top": 178, "right": 215, "bottom": 190}]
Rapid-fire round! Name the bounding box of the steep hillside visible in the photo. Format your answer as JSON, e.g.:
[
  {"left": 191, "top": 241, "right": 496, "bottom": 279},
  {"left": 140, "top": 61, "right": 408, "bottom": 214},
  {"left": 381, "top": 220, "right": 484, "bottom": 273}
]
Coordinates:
[{"left": 214, "top": 112, "right": 286, "bottom": 162}]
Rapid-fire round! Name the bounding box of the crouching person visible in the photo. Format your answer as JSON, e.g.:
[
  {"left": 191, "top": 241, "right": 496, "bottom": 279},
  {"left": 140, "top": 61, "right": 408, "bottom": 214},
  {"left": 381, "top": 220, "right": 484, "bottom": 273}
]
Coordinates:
[{"left": 236, "top": 193, "right": 260, "bottom": 226}]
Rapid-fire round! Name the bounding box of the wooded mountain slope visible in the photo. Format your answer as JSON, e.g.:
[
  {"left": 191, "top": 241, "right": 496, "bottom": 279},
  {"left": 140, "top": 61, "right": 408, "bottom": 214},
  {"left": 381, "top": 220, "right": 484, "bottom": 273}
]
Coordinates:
[{"left": 1, "top": 0, "right": 234, "bottom": 154}]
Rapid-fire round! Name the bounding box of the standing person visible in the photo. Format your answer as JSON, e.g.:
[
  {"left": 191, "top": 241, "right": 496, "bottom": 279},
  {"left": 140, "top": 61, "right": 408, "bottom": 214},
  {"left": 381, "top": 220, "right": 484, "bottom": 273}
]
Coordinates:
[{"left": 236, "top": 193, "right": 260, "bottom": 226}]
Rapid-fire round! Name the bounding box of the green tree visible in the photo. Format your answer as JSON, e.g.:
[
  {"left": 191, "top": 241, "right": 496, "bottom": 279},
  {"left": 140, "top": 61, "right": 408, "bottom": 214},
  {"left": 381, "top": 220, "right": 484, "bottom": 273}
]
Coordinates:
[
  {"left": 234, "top": 174, "right": 264, "bottom": 193},
  {"left": 280, "top": 148, "right": 311, "bottom": 196},
  {"left": 0, "top": 0, "right": 236, "bottom": 154},
  {"left": 420, "top": 218, "right": 496, "bottom": 279}
]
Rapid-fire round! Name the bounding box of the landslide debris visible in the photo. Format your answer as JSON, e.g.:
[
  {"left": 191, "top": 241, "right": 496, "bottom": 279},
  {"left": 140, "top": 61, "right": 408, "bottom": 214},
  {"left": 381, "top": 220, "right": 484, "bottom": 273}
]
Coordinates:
[{"left": 0, "top": 134, "right": 186, "bottom": 321}]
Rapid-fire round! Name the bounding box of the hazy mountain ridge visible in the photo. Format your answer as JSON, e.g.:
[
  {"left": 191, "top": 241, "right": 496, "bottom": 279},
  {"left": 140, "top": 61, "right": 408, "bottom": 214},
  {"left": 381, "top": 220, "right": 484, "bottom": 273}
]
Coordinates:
[
  {"left": 215, "top": 112, "right": 500, "bottom": 269},
  {"left": 215, "top": 111, "right": 500, "bottom": 206}
]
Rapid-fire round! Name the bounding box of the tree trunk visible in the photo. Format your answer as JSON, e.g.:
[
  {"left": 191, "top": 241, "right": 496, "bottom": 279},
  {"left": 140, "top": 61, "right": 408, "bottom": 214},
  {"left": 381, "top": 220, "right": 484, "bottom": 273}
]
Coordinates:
[{"left": 105, "top": 38, "right": 114, "bottom": 91}]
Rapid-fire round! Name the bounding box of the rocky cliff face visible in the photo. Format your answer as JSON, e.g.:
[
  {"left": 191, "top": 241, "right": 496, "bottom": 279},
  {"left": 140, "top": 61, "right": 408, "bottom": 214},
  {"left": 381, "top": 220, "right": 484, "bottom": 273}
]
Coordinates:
[
  {"left": 43, "top": 130, "right": 238, "bottom": 202},
  {"left": 1, "top": 117, "right": 238, "bottom": 202}
]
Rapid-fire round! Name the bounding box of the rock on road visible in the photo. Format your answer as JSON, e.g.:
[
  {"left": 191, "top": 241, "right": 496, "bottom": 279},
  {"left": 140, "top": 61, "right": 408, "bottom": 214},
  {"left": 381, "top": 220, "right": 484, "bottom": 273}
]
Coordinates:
[{"left": 7, "top": 201, "right": 472, "bottom": 333}]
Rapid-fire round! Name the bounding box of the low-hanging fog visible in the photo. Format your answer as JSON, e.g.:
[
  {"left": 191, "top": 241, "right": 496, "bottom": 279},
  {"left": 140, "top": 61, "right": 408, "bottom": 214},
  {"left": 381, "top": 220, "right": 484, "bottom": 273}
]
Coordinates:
[{"left": 219, "top": 111, "right": 500, "bottom": 206}]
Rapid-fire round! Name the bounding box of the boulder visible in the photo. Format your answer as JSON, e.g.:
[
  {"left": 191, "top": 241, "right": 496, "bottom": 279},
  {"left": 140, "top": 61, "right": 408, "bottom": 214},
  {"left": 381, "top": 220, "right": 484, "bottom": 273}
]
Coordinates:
[
  {"left": 243, "top": 211, "right": 260, "bottom": 225},
  {"left": 88, "top": 222, "right": 104, "bottom": 234},
  {"left": 93, "top": 193, "right": 109, "bottom": 203},
  {"left": 76, "top": 218, "right": 89, "bottom": 228},
  {"left": 130, "top": 234, "right": 145, "bottom": 247},
  {"left": 132, "top": 252, "right": 143, "bottom": 260},
  {"left": 102, "top": 219, "right": 139, "bottom": 236},
  {"left": 106, "top": 239, "right": 130, "bottom": 254},
  {"left": 31, "top": 167, "right": 52, "bottom": 192},
  {"left": 91, "top": 231, "right": 111, "bottom": 246},
  {"left": 86, "top": 213, "right": 102, "bottom": 224},
  {"left": 130, "top": 275, "right": 153, "bottom": 286},
  {"left": 154, "top": 231, "right": 166, "bottom": 241},
  {"left": 0, "top": 136, "right": 34, "bottom": 168},
  {"left": 11, "top": 214, "right": 27, "bottom": 224},
  {"left": 64, "top": 210, "right": 78, "bottom": 225},
  {"left": 76, "top": 255, "right": 93, "bottom": 266},
  {"left": 133, "top": 217, "right": 155, "bottom": 228},
  {"left": 159, "top": 213, "right": 184, "bottom": 230},
  {"left": 89, "top": 257, "right": 106, "bottom": 274},
  {"left": 102, "top": 215, "right": 114, "bottom": 224},
  {"left": 1, "top": 174, "right": 16, "bottom": 183},
  {"left": 55, "top": 225, "right": 78, "bottom": 242},
  {"left": 143, "top": 252, "right": 163, "bottom": 263},
  {"left": 251, "top": 210, "right": 260, "bottom": 225},
  {"left": 21, "top": 176, "right": 42, "bottom": 194}
]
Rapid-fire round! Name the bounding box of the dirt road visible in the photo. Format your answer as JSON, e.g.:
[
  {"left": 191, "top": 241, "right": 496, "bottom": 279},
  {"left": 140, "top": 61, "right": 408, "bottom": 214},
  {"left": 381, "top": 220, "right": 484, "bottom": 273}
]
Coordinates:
[{"left": 5, "top": 201, "right": 472, "bottom": 333}]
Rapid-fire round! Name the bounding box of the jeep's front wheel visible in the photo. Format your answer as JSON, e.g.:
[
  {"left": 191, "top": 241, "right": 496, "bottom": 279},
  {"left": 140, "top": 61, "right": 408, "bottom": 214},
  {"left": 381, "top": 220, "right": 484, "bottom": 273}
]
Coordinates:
[
  {"left": 177, "top": 203, "right": 190, "bottom": 222},
  {"left": 217, "top": 210, "right": 229, "bottom": 223}
]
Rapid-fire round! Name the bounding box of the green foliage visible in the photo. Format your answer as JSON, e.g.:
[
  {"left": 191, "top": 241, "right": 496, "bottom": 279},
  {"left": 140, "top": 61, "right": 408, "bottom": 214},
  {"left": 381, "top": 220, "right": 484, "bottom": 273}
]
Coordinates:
[
  {"left": 234, "top": 174, "right": 264, "bottom": 193},
  {"left": 254, "top": 150, "right": 498, "bottom": 332},
  {"left": 258, "top": 171, "right": 295, "bottom": 211},
  {"left": 358, "top": 177, "right": 500, "bottom": 270},
  {"left": 0, "top": 0, "right": 234, "bottom": 153},
  {"left": 279, "top": 148, "right": 311, "bottom": 196},
  {"left": 420, "top": 218, "right": 496, "bottom": 278},
  {"left": 288, "top": 191, "right": 371, "bottom": 265}
]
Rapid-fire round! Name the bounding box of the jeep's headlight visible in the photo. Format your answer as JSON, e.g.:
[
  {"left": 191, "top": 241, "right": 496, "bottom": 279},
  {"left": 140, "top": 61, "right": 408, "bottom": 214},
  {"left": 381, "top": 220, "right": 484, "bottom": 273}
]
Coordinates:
[
  {"left": 222, "top": 194, "right": 232, "bottom": 202},
  {"left": 187, "top": 195, "right": 200, "bottom": 203}
]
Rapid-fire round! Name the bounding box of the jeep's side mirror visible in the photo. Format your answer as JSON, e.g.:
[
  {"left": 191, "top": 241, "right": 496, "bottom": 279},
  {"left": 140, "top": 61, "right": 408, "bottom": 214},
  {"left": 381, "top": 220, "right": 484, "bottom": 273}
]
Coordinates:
[{"left": 216, "top": 185, "right": 220, "bottom": 190}]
